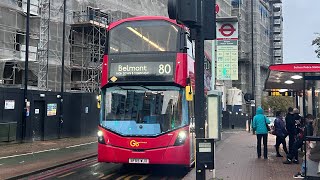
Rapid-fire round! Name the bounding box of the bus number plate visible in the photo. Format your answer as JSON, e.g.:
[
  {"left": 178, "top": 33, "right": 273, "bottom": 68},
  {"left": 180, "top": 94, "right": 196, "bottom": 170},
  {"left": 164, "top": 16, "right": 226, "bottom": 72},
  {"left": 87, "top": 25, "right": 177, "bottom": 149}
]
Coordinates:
[{"left": 129, "top": 158, "right": 149, "bottom": 164}]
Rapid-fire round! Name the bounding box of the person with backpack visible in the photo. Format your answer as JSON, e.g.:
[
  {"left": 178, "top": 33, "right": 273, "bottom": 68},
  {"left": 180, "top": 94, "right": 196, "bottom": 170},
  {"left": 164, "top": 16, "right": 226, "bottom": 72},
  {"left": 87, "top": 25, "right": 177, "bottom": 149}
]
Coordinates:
[
  {"left": 284, "top": 114, "right": 313, "bottom": 165},
  {"left": 252, "top": 107, "right": 270, "bottom": 159},
  {"left": 274, "top": 110, "right": 288, "bottom": 157}
]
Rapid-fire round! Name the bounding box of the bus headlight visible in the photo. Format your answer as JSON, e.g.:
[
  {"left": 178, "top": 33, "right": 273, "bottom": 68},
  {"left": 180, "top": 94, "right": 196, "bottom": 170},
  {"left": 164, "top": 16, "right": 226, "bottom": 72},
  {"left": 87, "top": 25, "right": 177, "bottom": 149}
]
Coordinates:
[
  {"left": 97, "top": 130, "right": 103, "bottom": 137},
  {"left": 174, "top": 130, "right": 187, "bottom": 146},
  {"left": 97, "top": 130, "right": 105, "bottom": 144}
]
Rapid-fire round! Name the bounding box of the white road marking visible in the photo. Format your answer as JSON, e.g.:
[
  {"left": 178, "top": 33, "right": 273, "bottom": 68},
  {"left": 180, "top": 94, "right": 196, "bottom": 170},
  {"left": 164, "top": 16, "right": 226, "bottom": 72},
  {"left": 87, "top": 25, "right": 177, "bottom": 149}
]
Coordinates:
[
  {"left": 0, "top": 148, "right": 59, "bottom": 160},
  {"left": 65, "top": 141, "right": 96, "bottom": 149},
  {"left": 91, "top": 163, "right": 99, "bottom": 167},
  {"left": 0, "top": 141, "right": 96, "bottom": 160}
]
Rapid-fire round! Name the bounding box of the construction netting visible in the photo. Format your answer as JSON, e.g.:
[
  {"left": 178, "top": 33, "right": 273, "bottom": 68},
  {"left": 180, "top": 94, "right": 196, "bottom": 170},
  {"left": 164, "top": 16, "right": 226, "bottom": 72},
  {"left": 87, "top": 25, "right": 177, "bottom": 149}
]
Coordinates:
[{"left": 0, "top": 0, "right": 168, "bottom": 92}]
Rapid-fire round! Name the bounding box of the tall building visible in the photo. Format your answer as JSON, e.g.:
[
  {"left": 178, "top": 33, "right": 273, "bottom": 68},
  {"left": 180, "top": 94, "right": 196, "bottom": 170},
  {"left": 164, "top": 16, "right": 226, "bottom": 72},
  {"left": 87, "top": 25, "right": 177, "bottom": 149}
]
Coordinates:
[
  {"left": 270, "top": 0, "right": 283, "bottom": 64},
  {"left": 231, "top": 0, "right": 283, "bottom": 110}
]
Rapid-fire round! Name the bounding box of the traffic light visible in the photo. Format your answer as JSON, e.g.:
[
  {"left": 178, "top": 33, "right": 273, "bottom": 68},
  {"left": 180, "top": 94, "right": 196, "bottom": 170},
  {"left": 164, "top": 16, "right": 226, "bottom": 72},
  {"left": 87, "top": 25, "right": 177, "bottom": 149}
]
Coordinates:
[
  {"left": 168, "top": 0, "right": 216, "bottom": 40},
  {"left": 168, "top": 0, "right": 199, "bottom": 26}
]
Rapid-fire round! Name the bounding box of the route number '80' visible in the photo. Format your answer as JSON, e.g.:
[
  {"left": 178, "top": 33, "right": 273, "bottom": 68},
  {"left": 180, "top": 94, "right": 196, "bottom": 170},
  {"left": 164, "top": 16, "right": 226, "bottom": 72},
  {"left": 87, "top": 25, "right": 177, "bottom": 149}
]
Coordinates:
[{"left": 158, "top": 64, "right": 171, "bottom": 74}]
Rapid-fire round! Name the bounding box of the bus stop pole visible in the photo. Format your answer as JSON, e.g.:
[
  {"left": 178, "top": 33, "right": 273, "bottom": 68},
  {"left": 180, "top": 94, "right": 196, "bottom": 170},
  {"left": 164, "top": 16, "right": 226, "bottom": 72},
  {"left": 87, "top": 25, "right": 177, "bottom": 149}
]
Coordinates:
[
  {"left": 312, "top": 81, "right": 316, "bottom": 117},
  {"left": 303, "top": 73, "right": 306, "bottom": 117},
  {"left": 195, "top": 23, "right": 206, "bottom": 180},
  {"left": 295, "top": 92, "right": 299, "bottom": 108}
]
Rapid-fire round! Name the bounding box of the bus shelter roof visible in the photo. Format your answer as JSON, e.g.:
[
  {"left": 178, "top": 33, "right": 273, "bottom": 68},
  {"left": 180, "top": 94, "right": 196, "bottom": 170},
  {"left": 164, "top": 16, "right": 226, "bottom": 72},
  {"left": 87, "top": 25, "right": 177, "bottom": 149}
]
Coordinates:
[{"left": 265, "top": 63, "right": 320, "bottom": 91}]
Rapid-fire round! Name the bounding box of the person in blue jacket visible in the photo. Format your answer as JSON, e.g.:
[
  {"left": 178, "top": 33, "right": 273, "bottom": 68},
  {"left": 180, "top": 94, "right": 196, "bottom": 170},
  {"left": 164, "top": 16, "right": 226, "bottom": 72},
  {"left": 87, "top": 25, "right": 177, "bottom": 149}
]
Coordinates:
[{"left": 252, "top": 107, "right": 270, "bottom": 159}]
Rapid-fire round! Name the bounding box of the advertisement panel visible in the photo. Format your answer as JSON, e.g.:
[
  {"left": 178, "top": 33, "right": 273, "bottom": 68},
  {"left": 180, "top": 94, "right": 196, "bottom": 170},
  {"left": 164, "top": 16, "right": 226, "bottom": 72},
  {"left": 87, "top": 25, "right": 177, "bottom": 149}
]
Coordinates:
[{"left": 47, "top": 103, "right": 57, "bottom": 116}]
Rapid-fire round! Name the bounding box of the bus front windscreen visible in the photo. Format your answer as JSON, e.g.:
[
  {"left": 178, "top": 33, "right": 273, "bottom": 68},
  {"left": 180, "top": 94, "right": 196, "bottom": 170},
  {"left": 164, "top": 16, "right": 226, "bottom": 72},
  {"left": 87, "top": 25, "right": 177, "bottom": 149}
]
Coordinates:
[
  {"left": 108, "top": 20, "right": 180, "bottom": 53},
  {"left": 100, "top": 86, "right": 188, "bottom": 136}
]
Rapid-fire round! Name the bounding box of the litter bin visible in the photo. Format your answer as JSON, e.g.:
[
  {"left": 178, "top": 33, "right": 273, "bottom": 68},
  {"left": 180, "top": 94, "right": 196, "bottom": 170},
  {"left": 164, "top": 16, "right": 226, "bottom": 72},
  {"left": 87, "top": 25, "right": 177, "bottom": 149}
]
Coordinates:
[
  {"left": 8, "top": 122, "right": 17, "bottom": 141},
  {"left": 0, "top": 123, "right": 10, "bottom": 142},
  {"left": 0, "top": 122, "right": 17, "bottom": 142}
]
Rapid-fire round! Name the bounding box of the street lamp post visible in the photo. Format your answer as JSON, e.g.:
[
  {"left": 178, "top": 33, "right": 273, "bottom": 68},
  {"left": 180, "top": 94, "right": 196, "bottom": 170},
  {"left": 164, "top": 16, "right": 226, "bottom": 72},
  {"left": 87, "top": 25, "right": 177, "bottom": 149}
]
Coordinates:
[
  {"left": 21, "top": 0, "right": 31, "bottom": 142},
  {"left": 59, "top": 0, "right": 66, "bottom": 138},
  {"left": 251, "top": 0, "right": 256, "bottom": 118}
]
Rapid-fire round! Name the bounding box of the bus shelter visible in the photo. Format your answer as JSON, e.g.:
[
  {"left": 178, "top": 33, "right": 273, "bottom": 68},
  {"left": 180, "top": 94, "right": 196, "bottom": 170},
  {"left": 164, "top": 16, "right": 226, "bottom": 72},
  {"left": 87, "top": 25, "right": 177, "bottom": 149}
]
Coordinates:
[
  {"left": 265, "top": 63, "right": 320, "bottom": 178},
  {"left": 265, "top": 63, "right": 320, "bottom": 118}
]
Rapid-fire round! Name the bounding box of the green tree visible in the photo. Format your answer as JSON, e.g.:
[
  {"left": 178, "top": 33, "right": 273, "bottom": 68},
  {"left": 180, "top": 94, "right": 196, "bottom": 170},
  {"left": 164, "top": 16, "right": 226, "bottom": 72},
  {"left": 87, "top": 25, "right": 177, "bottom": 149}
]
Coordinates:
[
  {"left": 312, "top": 33, "right": 320, "bottom": 58},
  {"left": 262, "top": 96, "right": 294, "bottom": 116}
]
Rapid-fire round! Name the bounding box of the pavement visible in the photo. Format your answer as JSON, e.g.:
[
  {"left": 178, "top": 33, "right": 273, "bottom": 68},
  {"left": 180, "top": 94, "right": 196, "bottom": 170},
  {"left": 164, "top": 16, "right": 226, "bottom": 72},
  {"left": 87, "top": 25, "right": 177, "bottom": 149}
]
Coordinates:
[
  {"left": 0, "top": 131, "right": 305, "bottom": 180},
  {"left": 0, "top": 136, "right": 97, "bottom": 180},
  {"left": 184, "top": 131, "right": 301, "bottom": 180}
]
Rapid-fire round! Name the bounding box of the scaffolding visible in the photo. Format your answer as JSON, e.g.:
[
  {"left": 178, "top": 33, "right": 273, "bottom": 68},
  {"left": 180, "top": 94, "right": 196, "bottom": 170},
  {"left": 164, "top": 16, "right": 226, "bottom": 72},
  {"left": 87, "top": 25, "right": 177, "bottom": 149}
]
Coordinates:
[
  {"left": 0, "top": 0, "right": 168, "bottom": 92},
  {"left": 70, "top": 6, "right": 109, "bottom": 92},
  {"left": 37, "top": 0, "right": 51, "bottom": 89}
]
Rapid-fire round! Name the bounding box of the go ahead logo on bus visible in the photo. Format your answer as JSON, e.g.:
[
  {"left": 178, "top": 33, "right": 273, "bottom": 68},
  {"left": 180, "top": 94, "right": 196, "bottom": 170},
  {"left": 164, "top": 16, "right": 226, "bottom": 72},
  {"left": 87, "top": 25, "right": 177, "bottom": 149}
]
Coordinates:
[{"left": 130, "top": 140, "right": 147, "bottom": 147}]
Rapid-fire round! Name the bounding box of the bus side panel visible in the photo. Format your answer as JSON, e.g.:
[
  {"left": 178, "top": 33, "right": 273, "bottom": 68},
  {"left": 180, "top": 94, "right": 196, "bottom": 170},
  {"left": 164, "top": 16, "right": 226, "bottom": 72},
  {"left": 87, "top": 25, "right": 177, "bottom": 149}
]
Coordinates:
[{"left": 175, "top": 53, "right": 188, "bottom": 86}]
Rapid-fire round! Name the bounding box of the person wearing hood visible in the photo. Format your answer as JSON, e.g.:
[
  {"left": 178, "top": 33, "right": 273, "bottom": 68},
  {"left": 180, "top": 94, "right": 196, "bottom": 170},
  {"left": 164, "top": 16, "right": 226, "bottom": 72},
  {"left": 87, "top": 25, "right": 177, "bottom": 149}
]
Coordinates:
[{"left": 252, "top": 107, "right": 271, "bottom": 159}]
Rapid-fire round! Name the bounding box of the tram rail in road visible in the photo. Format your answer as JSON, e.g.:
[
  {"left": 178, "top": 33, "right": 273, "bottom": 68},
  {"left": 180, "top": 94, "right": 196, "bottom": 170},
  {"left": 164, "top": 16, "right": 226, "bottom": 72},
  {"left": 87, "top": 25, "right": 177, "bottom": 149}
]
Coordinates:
[{"left": 13, "top": 155, "right": 188, "bottom": 180}]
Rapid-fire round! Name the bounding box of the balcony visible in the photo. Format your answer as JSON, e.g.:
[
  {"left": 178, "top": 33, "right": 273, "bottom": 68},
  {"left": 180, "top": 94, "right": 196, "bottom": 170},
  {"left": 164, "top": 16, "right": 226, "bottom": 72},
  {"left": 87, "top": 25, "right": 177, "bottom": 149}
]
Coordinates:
[
  {"left": 274, "top": 35, "right": 282, "bottom": 42},
  {"left": 274, "top": 19, "right": 281, "bottom": 26},
  {"left": 270, "top": 0, "right": 282, "bottom": 4},
  {"left": 273, "top": 12, "right": 281, "bottom": 19},
  {"left": 274, "top": 28, "right": 281, "bottom": 34},
  {"left": 273, "top": 5, "right": 281, "bottom": 12},
  {"left": 274, "top": 57, "right": 282, "bottom": 63},
  {"left": 274, "top": 50, "right": 282, "bottom": 57},
  {"left": 273, "top": 42, "right": 282, "bottom": 49}
]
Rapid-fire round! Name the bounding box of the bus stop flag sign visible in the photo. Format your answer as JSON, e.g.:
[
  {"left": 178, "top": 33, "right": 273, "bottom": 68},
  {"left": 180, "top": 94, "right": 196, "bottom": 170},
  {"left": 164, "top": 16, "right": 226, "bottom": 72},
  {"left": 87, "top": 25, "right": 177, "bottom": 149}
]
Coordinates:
[{"left": 216, "top": 21, "right": 239, "bottom": 80}]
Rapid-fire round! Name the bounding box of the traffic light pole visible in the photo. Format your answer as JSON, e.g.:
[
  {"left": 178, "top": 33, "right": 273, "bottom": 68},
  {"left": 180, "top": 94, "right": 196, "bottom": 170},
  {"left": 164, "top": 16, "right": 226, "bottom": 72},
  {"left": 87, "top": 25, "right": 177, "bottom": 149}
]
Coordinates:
[{"left": 195, "top": 24, "right": 206, "bottom": 180}]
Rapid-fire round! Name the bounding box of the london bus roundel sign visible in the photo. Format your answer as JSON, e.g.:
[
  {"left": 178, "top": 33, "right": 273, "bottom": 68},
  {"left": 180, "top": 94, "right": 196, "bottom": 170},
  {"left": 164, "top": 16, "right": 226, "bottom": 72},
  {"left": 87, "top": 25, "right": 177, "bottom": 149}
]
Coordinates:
[{"left": 219, "top": 24, "right": 236, "bottom": 37}]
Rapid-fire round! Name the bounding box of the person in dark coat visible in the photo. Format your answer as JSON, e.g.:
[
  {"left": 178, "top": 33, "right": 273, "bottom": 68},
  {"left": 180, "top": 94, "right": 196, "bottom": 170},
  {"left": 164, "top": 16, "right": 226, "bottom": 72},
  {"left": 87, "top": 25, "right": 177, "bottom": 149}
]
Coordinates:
[
  {"left": 285, "top": 107, "right": 296, "bottom": 162},
  {"left": 284, "top": 114, "right": 314, "bottom": 164},
  {"left": 274, "top": 111, "right": 288, "bottom": 157}
]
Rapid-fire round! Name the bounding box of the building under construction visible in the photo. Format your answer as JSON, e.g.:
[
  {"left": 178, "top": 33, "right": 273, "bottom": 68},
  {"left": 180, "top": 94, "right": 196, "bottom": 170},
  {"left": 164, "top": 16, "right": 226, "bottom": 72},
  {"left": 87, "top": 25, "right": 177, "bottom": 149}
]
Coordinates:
[{"left": 0, "top": 0, "right": 168, "bottom": 93}]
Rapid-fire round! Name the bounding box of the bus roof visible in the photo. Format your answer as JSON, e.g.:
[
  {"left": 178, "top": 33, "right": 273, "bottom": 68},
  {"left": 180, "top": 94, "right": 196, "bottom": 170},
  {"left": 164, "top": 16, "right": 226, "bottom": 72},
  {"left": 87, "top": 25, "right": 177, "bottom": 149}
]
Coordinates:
[
  {"left": 265, "top": 63, "right": 320, "bottom": 91},
  {"left": 108, "top": 16, "right": 184, "bottom": 31}
]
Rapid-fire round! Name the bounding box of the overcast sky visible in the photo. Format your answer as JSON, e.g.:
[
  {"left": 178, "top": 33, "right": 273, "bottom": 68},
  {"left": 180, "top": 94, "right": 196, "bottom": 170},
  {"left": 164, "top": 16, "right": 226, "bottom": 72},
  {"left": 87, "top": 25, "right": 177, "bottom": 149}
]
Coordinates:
[{"left": 283, "top": 0, "right": 320, "bottom": 63}]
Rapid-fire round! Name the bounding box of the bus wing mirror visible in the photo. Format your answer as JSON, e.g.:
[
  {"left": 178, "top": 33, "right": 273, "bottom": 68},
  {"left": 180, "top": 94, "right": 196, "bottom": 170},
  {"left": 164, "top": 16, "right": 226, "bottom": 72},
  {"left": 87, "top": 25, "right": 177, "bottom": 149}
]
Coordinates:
[{"left": 186, "top": 85, "right": 193, "bottom": 101}]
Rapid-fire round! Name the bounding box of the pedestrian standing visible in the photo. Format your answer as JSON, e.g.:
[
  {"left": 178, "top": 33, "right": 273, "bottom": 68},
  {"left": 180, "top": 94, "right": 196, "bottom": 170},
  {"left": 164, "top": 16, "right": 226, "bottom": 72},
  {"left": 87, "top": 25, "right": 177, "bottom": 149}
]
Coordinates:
[
  {"left": 274, "top": 110, "right": 288, "bottom": 157},
  {"left": 285, "top": 107, "right": 296, "bottom": 162},
  {"left": 252, "top": 107, "right": 270, "bottom": 159}
]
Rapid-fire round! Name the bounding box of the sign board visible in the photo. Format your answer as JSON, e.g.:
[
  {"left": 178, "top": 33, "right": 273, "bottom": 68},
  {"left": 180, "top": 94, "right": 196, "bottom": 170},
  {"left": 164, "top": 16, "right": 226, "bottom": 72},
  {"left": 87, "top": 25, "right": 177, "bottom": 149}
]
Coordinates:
[
  {"left": 215, "top": 4, "right": 220, "bottom": 14},
  {"left": 199, "top": 142, "right": 212, "bottom": 152},
  {"left": 110, "top": 62, "right": 173, "bottom": 77},
  {"left": 4, "top": 100, "right": 15, "bottom": 110},
  {"left": 109, "top": 62, "right": 175, "bottom": 83},
  {"left": 47, "top": 103, "right": 57, "bottom": 116},
  {"left": 107, "top": 54, "right": 176, "bottom": 83},
  {"left": 216, "top": 21, "right": 239, "bottom": 80},
  {"left": 85, "top": 107, "right": 89, "bottom": 114},
  {"left": 35, "top": 109, "right": 40, "bottom": 114}
]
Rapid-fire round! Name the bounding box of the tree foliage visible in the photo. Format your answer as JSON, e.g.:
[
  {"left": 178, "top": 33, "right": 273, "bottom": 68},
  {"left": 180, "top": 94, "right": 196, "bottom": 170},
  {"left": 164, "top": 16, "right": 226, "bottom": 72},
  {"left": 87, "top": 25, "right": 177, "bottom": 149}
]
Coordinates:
[
  {"left": 312, "top": 33, "right": 320, "bottom": 58},
  {"left": 262, "top": 96, "right": 294, "bottom": 116}
]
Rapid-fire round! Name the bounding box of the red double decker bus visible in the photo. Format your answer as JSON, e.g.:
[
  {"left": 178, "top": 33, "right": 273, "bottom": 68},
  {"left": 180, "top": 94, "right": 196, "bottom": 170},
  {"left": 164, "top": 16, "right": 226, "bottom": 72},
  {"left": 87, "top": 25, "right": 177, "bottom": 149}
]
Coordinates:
[{"left": 97, "top": 16, "right": 211, "bottom": 167}]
